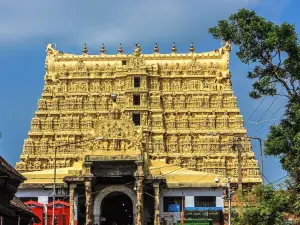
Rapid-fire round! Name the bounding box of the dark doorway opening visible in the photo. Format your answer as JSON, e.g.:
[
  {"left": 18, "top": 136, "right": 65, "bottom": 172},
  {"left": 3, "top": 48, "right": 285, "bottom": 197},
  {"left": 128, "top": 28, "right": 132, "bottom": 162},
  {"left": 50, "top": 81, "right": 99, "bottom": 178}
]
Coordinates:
[{"left": 101, "top": 192, "right": 133, "bottom": 225}]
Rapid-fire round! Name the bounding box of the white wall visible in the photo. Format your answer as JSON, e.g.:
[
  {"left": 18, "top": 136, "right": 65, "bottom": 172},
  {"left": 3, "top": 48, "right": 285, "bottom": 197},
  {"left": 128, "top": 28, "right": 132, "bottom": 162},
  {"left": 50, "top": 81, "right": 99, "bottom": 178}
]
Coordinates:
[
  {"left": 16, "top": 188, "right": 53, "bottom": 198},
  {"left": 159, "top": 187, "right": 224, "bottom": 224},
  {"left": 17, "top": 188, "right": 68, "bottom": 198}
]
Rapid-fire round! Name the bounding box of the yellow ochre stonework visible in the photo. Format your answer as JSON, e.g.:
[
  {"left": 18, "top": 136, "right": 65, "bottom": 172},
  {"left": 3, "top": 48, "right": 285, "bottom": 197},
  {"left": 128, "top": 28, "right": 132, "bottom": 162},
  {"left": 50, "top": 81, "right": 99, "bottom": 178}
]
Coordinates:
[{"left": 16, "top": 42, "right": 261, "bottom": 184}]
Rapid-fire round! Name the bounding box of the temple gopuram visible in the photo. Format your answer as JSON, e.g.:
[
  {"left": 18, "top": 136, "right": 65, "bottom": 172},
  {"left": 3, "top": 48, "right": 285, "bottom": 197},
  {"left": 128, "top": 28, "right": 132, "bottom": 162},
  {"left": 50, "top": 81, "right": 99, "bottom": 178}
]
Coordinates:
[{"left": 15, "top": 42, "right": 261, "bottom": 225}]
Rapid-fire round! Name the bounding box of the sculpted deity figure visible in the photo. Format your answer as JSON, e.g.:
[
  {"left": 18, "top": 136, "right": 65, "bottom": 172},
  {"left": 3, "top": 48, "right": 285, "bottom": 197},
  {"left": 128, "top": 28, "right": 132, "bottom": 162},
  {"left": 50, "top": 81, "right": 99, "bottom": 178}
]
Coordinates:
[
  {"left": 38, "top": 99, "right": 47, "bottom": 110},
  {"left": 100, "top": 95, "right": 108, "bottom": 108},
  {"left": 93, "top": 81, "right": 101, "bottom": 91},
  {"left": 45, "top": 116, "right": 53, "bottom": 130},
  {"left": 169, "top": 113, "right": 176, "bottom": 128},
  {"left": 203, "top": 94, "right": 210, "bottom": 108},
  {"left": 174, "top": 156, "right": 182, "bottom": 166},
  {"left": 189, "top": 156, "right": 197, "bottom": 169},
  {"left": 72, "top": 115, "right": 80, "bottom": 129},
  {"left": 61, "top": 82, "right": 67, "bottom": 92},
  {"left": 174, "top": 63, "right": 182, "bottom": 75},
  {"left": 141, "top": 94, "right": 146, "bottom": 106},
  {"left": 198, "top": 80, "right": 203, "bottom": 89},
  {"left": 44, "top": 83, "right": 52, "bottom": 93},
  {"left": 203, "top": 114, "right": 209, "bottom": 128},
  {"left": 222, "top": 112, "right": 230, "bottom": 128},
  {"left": 183, "top": 135, "right": 192, "bottom": 152},
  {"left": 151, "top": 78, "right": 159, "bottom": 90},
  {"left": 54, "top": 81, "right": 61, "bottom": 93},
  {"left": 88, "top": 96, "right": 95, "bottom": 110},
  {"left": 31, "top": 117, "right": 41, "bottom": 131},
  {"left": 225, "top": 78, "right": 232, "bottom": 89},
  {"left": 93, "top": 64, "right": 101, "bottom": 76},
  {"left": 16, "top": 160, "right": 27, "bottom": 171},
  {"left": 181, "top": 113, "right": 188, "bottom": 128},
  {"left": 196, "top": 95, "right": 202, "bottom": 108},
  {"left": 147, "top": 112, "right": 152, "bottom": 126},
  {"left": 75, "top": 97, "right": 82, "bottom": 109},
  {"left": 103, "top": 80, "right": 111, "bottom": 92},
  {"left": 168, "top": 135, "right": 178, "bottom": 153},
  {"left": 115, "top": 79, "right": 122, "bottom": 90},
  {"left": 163, "top": 80, "right": 170, "bottom": 90},
  {"left": 125, "top": 78, "right": 130, "bottom": 89},
  {"left": 162, "top": 63, "right": 171, "bottom": 76},
  {"left": 179, "top": 95, "right": 186, "bottom": 108},
  {"left": 208, "top": 62, "right": 217, "bottom": 75},
  {"left": 163, "top": 95, "right": 173, "bottom": 108},
  {"left": 141, "top": 77, "right": 146, "bottom": 88},
  {"left": 141, "top": 114, "right": 147, "bottom": 126},
  {"left": 209, "top": 112, "right": 216, "bottom": 128},
  {"left": 215, "top": 70, "right": 232, "bottom": 90},
  {"left": 173, "top": 80, "right": 181, "bottom": 90},
  {"left": 81, "top": 114, "right": 93, "bottom": 130}
]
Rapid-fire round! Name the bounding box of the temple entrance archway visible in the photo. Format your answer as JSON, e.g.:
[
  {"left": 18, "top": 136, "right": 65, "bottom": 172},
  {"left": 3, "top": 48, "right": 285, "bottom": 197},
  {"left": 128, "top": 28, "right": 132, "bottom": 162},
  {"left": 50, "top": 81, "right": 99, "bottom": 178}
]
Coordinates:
[
  {"left": 93, "top": 185, "right": 136, "bottom": 225},
  {"left": 102, "top": 192, "right": 133, "bottom": 225}
]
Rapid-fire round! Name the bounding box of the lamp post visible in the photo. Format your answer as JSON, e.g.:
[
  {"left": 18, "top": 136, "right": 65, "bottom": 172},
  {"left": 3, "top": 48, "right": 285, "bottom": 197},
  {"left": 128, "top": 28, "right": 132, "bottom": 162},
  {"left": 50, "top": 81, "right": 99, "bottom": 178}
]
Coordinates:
[
  {"left": 248, "top": 136, "right": 264, "bottom": 185},
  {"left": 215, "top": 177, "right": 232, "bottom": 225},
  {"left": 232, "top": 136, "right": 264, "bottom": 185},
  {"left": 206, "top": 132, "right": 264, "bottom": 185},
  {"left": 52, "top": 136, "right": 105, "bottom": 225},
  {"left": 227, "top": 177, "right": 232, "bottom": 225}
]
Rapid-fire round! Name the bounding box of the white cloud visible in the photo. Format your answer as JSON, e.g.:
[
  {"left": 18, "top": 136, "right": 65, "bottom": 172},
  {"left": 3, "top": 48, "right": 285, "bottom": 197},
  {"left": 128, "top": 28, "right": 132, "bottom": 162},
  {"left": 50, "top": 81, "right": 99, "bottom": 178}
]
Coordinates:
[{"left": 0, "top": 0, "right": 261, "bottom": 49}]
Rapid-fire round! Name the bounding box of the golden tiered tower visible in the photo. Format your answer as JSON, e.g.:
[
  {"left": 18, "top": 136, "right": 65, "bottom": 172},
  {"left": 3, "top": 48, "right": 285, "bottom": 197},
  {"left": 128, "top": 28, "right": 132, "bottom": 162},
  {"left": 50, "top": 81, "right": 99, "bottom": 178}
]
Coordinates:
[{"left": 16, "top": 42, "right": 261, "bottom": 184}]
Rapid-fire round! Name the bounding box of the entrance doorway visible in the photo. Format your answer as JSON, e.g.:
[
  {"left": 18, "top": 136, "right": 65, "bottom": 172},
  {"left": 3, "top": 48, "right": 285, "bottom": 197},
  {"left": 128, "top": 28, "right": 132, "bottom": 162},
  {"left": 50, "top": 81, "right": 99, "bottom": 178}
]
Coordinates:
[{"left": 101, "top": 192, "right": 133, "bottom": 225}]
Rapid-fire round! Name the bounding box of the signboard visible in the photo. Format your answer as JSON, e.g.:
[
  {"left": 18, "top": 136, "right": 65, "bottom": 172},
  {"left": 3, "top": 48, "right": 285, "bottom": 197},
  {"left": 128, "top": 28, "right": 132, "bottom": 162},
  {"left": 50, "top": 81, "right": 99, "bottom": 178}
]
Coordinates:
[
  {"left": 85, "top": 155, "right": 142, "bottom": 162},
  {"left": 168, "top": 204, "right": 180, "bottom": 212},
  {"left": 185, "top": 207, "right": 223, "bottom": 211},
  {"left": 184, "top": 207, "right": 223, "bottom": 223}
]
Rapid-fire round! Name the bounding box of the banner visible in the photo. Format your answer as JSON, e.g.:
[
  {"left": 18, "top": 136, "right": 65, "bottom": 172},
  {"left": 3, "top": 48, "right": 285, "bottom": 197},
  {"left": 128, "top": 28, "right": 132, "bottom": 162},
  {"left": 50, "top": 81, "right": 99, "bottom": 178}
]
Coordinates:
[
  {"left": 168, "top": 204, "right": 180, "bottom": 212},
  {"left": 185, "top": 207, "right": 223, "bottom": 211},
  {"left": 184, "top": 207, "right": 223, "bottom": 223}
]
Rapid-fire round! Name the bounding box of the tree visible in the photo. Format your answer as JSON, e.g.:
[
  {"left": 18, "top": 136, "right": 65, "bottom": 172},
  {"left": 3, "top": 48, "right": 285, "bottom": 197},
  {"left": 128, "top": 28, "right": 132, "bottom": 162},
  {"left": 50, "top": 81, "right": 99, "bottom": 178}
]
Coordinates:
[
  {"left": 209, "top": 8, "right": 300, "bottom": 103},
  {"left": 209, "top": 8, "right": 300, "bottom": 214},
  {"left": 232, "top": 185, "right": 292, "bottom": 225},
  {"left": 265, "top": 103, "right": 300, "bottom": 189}
]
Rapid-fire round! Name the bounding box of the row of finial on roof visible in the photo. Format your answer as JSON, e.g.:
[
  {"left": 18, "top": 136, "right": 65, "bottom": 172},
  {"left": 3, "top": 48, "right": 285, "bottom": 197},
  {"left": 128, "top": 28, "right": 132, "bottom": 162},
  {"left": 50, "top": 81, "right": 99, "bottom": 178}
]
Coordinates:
[{"left": 81, "top": 42, "right": 196, "bottom": 55}]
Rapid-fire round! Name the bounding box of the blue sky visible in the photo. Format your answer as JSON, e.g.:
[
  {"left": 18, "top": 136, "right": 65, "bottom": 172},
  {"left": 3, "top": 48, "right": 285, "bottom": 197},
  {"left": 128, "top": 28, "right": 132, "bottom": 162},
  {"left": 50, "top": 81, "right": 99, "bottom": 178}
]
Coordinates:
[{"left": 0, "top": 0, "right": 298, "bottom": 185}]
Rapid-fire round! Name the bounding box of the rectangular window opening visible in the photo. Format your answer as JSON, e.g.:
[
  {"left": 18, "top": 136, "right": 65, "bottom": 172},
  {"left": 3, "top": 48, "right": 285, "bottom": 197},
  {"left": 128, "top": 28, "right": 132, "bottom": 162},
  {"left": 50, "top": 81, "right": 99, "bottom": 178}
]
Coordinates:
[
  {"left": 134, "top": 77, "right": 141, "bottom": 88},
  {"left": 122, "top": 60, "right": 127, "bottom": 66},
  {"left": 133, "top": 94, "right": 141, "bottom": 106},
  {"left": 194, "top": 196, "right": 216, "bottom": 207},
  {"left": 132, "top": 113, "right": 141, "bottom": 126}
]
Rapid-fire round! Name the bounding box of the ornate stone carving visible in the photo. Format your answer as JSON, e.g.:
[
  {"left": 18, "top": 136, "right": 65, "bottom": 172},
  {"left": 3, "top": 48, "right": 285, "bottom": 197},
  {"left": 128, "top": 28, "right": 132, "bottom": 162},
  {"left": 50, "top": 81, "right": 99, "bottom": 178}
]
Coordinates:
[
  {"left": 85, "top": 178, "right": 93, "bottom": 225},
  {"left": 186, "top": 59, "right": 204, "bottom": 75},
  {"left": 69, "top": 183, "right": 77, "bottom": 225},
  {"left": 17, "top": 43, "right": 260, "bottom": 182},
  {"left": 128, "top": 46, "right": 146, "bottom": 71},
  {"left": 93, "top": 185, "right": 137, "bottom": 225},
  {"left": 153, "top": 182, "right": 160, "bottom": 225}
]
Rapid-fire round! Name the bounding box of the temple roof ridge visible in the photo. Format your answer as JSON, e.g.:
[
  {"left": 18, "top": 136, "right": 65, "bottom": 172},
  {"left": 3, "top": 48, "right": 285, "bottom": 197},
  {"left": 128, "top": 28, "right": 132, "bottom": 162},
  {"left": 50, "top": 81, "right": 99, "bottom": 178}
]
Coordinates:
[{"left": 45, "top": 42, "right": 231, "bottom": 60}]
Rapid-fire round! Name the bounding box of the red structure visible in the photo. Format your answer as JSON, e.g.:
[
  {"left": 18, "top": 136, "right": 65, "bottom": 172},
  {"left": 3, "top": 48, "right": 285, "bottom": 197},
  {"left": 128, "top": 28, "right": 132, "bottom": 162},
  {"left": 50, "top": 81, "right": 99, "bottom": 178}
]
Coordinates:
[
  {"left": 47, "top": 200, "right": 70, "bottom": 225},
  {"left": 24, "top": 200, "right": 44, "bottom": 225}
]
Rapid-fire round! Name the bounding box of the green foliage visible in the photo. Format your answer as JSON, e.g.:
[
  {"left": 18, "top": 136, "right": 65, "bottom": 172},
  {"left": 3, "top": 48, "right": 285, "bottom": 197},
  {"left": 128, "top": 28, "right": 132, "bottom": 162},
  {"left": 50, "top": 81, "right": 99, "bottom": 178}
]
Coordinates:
[
  {"left": 209, "top": 7, "right": 300, "bottom": 217},
  {"left": 209, "top": 8, "right": 300, "bottom": 102},
  {"left": 265, "top": 103, "right": 300, "bottom": 195},
  {"left": 233, "top": 185, "right": 292, "bottom": 225}
]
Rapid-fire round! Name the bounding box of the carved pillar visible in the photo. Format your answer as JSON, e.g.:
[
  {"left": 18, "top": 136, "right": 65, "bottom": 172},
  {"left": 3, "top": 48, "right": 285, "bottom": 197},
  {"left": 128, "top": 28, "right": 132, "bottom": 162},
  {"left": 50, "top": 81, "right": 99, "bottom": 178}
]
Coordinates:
[
  {"left": 69, "top": 183, "right": 77, "bottom": 225},
  {"left": 85, "top": 178, "right": 93, "bottom": 225},
  {"left": 153, "top": 182, "right": 160, "bottom": 225},
  {"left": 135, "top": 161, "right": 144, "bottom": 225}
]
